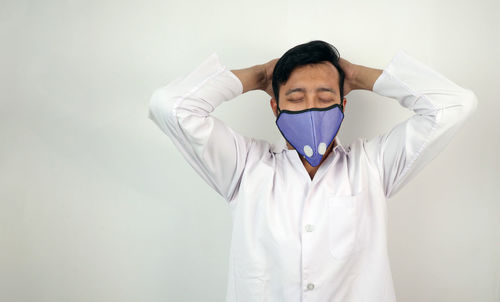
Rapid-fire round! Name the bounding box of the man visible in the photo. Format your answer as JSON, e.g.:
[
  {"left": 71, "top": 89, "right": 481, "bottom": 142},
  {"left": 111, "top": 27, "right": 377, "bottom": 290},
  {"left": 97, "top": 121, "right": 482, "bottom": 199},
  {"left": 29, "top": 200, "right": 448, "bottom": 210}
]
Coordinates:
[{"left": 148, "top": 40, "right": 477, "bottom": 302}]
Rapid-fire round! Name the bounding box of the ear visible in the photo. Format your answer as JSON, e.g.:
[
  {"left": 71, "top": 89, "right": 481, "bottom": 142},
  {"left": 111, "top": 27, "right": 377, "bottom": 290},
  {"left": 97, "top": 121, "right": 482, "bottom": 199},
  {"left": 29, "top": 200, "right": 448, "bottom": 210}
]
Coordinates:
[
  {"left": 270, "top": 97, "right": 278, "bottom": 118},
  {"left": 342, "top": 97, "right": 347, "bottom": 111}
]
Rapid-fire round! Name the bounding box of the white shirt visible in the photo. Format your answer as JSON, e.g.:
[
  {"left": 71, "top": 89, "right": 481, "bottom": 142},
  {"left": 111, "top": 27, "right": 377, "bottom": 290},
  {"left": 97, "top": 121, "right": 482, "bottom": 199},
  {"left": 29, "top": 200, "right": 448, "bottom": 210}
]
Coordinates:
[{"left": 148, "top": 50, "right": 477, "bottom": 302}]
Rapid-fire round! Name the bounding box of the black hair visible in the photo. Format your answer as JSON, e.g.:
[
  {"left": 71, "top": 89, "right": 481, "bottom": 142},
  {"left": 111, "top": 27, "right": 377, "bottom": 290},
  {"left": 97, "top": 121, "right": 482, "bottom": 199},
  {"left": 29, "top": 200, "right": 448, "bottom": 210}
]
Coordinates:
[{"left": 272, "top": 40, "right": 345, "bottom": 112}]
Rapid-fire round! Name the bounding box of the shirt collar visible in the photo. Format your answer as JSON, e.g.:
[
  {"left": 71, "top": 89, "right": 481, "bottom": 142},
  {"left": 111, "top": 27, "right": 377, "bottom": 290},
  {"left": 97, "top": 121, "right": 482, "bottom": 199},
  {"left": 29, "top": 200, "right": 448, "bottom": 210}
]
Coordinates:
[{"left": 271, "top": 136, "right": 345, "bottom": 154}]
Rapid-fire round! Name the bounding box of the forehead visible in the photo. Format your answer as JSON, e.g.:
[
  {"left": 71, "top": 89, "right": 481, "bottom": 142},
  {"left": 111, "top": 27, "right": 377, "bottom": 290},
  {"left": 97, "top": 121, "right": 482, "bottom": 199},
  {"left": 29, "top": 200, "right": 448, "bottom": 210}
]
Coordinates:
[{"left": 284, "top": 62, "right": 339, "bottom": 88}]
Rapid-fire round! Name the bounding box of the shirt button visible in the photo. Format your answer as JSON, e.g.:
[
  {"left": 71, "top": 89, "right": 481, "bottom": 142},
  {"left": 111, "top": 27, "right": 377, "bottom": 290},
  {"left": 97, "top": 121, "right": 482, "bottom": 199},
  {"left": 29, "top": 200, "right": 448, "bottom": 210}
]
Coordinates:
[
  {"left": 307, "top": 283, "right": 315, "bottom": 290},
  {"left": 305, "top": 224, "right": 314, "bottom": 232}
]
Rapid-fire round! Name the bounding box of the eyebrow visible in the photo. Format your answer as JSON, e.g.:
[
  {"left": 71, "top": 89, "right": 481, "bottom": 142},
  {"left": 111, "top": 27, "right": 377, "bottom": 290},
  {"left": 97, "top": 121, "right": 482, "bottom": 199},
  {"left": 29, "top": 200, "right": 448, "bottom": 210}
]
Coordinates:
[{"left": 285, "top": 87, "right": 337, "bottom": 96}]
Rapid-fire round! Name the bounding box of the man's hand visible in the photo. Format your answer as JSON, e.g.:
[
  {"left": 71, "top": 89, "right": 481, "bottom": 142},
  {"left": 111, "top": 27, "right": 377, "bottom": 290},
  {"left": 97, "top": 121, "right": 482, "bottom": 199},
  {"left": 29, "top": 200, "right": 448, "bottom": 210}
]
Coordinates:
[
  {"left": 261, "top": 58, "right": 279, "bottom": 98},
  {"left": 338, "top": 57, "right": 358, "bottom": 96},
  {"left": 231, "top": 59, "right": 277, "bottom": 96},
  {"left": 339, "top": 57, "right": 383, "bottom": 95}
]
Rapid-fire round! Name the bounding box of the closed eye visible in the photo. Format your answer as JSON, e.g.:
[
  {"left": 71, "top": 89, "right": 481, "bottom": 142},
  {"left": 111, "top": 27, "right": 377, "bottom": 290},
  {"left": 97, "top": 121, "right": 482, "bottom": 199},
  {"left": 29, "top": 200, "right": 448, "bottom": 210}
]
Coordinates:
[{"left": 288, "top": 98, "right": 336, "bottom": 103}]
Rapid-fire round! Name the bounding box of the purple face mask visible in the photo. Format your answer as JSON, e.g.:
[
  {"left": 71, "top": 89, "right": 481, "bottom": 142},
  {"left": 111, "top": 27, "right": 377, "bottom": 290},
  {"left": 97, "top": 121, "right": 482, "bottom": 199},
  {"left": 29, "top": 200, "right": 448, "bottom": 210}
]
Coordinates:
[{"left": 276, "top": 103, "right": 344, "bottom": 167}]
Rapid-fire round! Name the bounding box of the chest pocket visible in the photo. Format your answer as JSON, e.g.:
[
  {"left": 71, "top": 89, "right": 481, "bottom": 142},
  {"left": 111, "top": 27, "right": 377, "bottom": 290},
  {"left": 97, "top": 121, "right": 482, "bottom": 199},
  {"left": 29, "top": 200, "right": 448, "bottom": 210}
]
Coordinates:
[{"left": 327, "top": 189, "right": 365, "bottom": 260}]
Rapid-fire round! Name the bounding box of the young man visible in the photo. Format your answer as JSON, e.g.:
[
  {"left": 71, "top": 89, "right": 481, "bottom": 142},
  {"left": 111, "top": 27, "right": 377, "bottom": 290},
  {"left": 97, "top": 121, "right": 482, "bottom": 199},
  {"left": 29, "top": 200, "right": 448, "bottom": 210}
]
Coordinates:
[{"left": 148, "top": 40, "right": 477, "bottom": 302}]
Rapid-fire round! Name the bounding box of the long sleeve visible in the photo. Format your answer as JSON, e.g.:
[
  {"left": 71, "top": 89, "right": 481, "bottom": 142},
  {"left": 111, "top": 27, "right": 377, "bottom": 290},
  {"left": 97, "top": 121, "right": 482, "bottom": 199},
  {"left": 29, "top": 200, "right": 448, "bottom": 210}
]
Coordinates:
[
  {"left": 364, "top": 50, "right": 478, "bottom": 199},
  {"left": 148, "top": 53, "right": 251, "bottom": 203}
]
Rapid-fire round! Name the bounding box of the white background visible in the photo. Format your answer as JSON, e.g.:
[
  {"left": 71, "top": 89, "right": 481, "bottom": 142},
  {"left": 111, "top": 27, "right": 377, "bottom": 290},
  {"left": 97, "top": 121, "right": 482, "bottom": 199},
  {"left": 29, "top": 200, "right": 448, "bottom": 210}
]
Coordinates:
[{"left": 1, "top": 0, "right": 499, "bottom": 301}]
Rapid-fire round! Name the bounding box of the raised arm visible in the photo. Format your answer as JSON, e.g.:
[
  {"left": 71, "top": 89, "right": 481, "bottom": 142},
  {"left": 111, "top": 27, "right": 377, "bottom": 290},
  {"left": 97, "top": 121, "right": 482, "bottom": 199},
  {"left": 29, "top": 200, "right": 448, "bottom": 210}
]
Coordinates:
[
  {"left": 148, "top": 53, "right": 265, "bottom": 203},
  {"left": 358, "top": 50, "right": 478, "bottom": 199}
]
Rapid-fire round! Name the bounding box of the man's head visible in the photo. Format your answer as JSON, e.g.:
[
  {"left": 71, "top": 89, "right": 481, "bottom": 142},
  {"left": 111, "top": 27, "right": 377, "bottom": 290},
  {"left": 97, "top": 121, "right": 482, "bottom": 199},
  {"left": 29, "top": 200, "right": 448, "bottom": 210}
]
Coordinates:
[{"left": 270, "top": 40, "right": 346, "bottom": 116}]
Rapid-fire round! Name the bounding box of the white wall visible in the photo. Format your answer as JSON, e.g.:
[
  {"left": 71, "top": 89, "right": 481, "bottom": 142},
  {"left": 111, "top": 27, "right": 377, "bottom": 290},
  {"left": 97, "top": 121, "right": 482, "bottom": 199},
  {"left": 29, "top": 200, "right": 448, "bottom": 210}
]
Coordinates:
[{"left": 1, "top": 0, "right": 499, "bottom": 301}]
